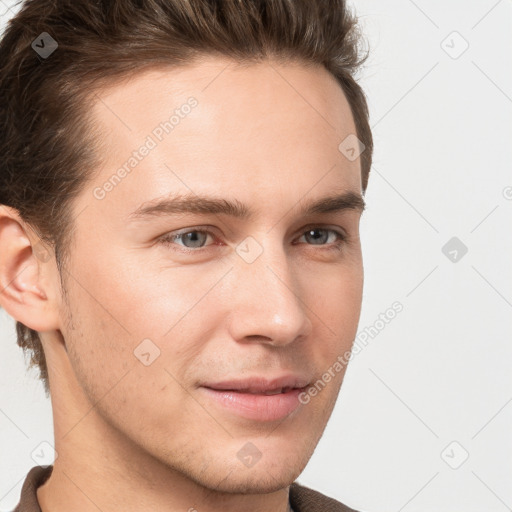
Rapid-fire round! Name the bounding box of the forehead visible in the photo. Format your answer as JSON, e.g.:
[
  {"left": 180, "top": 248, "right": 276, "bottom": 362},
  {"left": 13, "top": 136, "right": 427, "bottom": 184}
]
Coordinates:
[
  {"left": 79, "top": 56, "right": 362, "bottom": 223},
  {"left": 92, "top": 56, "right": 355, "bottom": 128}
]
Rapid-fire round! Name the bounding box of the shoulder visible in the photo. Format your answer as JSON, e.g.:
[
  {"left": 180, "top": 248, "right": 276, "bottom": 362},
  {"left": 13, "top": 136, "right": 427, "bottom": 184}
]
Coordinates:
[
  {"left": 13, "top": 465, "right": 53, "bottom": 512},
  {"left": 289, "top": 481, "right": 361, "bottom": 512}
]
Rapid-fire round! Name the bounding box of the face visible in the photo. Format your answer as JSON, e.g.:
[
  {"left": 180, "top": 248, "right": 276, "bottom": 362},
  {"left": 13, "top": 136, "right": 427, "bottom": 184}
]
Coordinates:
[{"left": 53, "top": 57, "right": 364, "bottom": 493}]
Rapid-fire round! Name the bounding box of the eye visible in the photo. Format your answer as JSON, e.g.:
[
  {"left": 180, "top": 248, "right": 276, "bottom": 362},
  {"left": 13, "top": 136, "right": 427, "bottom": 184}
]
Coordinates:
[
  {"left": 158, "top": 225, "right": 347, "bottom": 254},
  {"left": 158, "top": 229, "right": 215, "bottom": 251},
  {"left": 295, "top": 227, "right": 346, "bottom": 250}
]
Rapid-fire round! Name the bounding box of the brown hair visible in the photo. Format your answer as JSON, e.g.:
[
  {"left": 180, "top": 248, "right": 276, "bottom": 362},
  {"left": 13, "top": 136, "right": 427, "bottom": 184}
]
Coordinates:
[{"left": 0, "top": 0, "right": 373, "bottom": 395}]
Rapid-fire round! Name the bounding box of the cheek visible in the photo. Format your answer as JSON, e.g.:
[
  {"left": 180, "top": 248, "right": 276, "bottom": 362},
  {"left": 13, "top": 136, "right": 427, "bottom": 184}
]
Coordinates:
[
  {"left": 95, "top": 251, "right": 230, "bottom": 338},
  {"left": 71, "top": 244, "right": 217, "bottom": 339},
  {"left": 61, "top": 276, "right": 198, "bottom": 434},
  {"left": 303, "top": 266, "right": 363, "bottom": 385},
  {"left": 310, "top": 262, "right": 363, "bottom": 327},
  {"left": 60, "top": 251, "right": 225, "bottom": 396}
]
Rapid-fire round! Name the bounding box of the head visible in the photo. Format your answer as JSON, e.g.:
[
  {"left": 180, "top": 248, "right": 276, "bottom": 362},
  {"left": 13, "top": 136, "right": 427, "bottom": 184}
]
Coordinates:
[{"left": 0, "top": 0, "right": 372, "bottom": 495}]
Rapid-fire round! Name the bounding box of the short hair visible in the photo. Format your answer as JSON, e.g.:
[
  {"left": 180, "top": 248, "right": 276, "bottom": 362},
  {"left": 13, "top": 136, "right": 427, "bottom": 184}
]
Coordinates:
[{"left": 0, "top": 0, "right": 373, "bottom": 395}]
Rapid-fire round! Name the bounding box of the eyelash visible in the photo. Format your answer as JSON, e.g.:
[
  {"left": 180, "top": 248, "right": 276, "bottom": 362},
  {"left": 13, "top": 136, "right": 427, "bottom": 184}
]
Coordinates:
[{"left": 158, "top": 226, "right": 347, "bottom": 254}]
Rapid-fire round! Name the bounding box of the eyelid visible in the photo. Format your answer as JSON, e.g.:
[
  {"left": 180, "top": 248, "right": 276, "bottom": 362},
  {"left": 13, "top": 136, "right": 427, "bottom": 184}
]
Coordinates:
[{"left": 300, "top": 223, "right": 348, "bottom": 238}]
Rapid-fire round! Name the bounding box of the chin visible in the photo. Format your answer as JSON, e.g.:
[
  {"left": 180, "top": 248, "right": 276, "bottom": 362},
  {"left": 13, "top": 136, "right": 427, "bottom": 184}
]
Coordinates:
[
  {"left": 221, "top": 445, "right": 311, "bottom": 494},
  {"left": 172, "top": 446, "right": 309, "bottom": 496},
  {"left": 199, "top": 465, "right": 302, "bottom": 495}
]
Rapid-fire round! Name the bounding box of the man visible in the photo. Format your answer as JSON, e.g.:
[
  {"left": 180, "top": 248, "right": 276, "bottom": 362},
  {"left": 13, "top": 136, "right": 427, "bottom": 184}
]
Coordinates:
[{"left": 0, "top": 0, "right": 373, "bottom": 511}]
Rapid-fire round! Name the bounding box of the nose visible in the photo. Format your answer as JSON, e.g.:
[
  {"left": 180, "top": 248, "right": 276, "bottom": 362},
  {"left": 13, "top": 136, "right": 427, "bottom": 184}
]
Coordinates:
[{"left": 225, "top": 239, "right": 313, "bottom": 347}]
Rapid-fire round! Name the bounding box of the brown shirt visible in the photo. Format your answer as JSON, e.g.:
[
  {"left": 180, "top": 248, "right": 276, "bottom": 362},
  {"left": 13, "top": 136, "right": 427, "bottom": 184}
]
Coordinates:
[{"left": 13, "top": 465, "right": 360, "bottom": 512}]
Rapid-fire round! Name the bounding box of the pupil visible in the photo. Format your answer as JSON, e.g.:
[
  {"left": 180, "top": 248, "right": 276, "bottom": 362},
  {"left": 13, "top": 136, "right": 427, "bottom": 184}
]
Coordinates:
[
  {"left": 307, "top": 229, "right": 327, "bottom": 244},
  {"left": 184, "top": 231, "right": 204, "bottom": 248}
]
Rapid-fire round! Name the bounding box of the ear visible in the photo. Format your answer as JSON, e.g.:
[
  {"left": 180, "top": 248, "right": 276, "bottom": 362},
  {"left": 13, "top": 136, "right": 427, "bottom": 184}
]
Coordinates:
[{"left": 0, "top": 205, "right": 60, "bottom": 332}]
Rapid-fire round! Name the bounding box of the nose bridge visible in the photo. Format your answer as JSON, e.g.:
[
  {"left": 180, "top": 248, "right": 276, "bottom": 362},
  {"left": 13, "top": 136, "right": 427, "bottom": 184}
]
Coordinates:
[{"left": 226, "top": 234, "right": 313, "bottom": 345}]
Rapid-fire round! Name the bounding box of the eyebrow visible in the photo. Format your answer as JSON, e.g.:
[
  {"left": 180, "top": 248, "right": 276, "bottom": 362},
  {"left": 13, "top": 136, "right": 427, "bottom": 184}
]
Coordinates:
[{"left": 128, "top": 190, "right": 365, "bottom": 222}]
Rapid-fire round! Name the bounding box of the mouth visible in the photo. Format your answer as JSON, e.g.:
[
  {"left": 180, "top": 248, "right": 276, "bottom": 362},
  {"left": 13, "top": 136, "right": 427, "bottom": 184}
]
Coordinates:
[
  {"left": 199, "top": 375, "right": 311, "bottom": 422},
  {"left": 202, "top": 374, "right": 311, "bottom": 393},
  {"left": 205, "top": 385, "right": 306, "bottom": 395}
]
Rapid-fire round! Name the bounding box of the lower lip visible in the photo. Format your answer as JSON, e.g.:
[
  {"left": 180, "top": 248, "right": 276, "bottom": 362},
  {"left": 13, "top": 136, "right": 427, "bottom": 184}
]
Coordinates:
[{"left": 199, "top": 386, "right": 306, "bottom": 422}]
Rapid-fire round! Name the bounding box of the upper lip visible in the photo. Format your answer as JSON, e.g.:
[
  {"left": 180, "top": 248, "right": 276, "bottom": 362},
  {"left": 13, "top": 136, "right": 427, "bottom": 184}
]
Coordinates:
[{"left": 201, "top": 374, "right": 312, "bottom": 393}]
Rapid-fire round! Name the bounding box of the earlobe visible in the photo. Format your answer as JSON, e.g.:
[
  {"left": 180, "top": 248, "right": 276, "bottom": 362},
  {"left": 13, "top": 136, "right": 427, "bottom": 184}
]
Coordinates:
[{"left": 0, "top": 205, "right": 60, "bottom": 332}]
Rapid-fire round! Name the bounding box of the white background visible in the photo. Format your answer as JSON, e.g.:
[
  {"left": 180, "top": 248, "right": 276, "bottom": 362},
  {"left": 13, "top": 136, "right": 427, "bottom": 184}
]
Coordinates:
[{"left": 1, "top": 1, "right": 511, "bottom": 511}]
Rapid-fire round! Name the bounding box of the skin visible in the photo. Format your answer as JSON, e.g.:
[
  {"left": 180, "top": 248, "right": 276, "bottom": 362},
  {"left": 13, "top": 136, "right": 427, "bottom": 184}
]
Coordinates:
[{"left": 0, "top": 56, "right": 365, "bottom": 512}]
